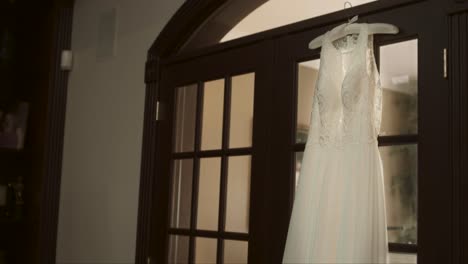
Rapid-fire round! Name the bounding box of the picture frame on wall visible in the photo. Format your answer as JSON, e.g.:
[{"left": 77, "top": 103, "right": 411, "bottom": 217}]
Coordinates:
[{"left": 0, "top": 101, "right": 29, "bottom": 150}]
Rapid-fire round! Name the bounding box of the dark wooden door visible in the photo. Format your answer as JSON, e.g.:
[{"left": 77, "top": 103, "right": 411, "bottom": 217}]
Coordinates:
[
  {"left": 150, "top": 1, "right": 451, "bottom": 263},
  {"left": 151, "top": 41, "right": 274, "bottom": 263},
  {"left": 270, "top": 1, "right": 448, "bottom": 263}
]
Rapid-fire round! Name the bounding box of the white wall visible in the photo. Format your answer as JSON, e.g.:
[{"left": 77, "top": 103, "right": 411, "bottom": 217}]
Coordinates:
[{"left": 56, "top": 0, "right": 184, "bottom": 263}]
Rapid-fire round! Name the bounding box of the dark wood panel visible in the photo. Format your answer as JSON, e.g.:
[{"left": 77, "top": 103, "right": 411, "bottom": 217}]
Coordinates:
[
  {"left": 39, "top": 6, "right": 74, "bottom": 264},
  {"left": 271, "top": 3, "right": 450, "bottom": 262},
  {"left": 181, "top": 0, "right": 268, "bottom": 51},
  {"left": 389, "top": 243, "right": 418, "bottom": 254},
  {"left": 168, "top": 228, "right": 249, "bottom": 241},
  {"left": 0, "top": 0, "right": 73, "bottom": 263},
  {"left": 135, "top": 81, "right": 159, "bottom": 264},
  {"left": 448, "top": 11, "right": 468, "bottom": 264}
]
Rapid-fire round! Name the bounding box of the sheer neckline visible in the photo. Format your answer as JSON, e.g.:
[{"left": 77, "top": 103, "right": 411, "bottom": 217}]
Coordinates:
[
  {"left": 324, "top": 23, "right": 367, "bottom": 58},
  {"left": 321, "top": 23, "right": 369, "bottom": 86}
]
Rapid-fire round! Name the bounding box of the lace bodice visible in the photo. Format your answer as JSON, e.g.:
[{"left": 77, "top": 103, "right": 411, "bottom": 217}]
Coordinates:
[{"left": 307, "top": 23, "right": 382, "bottom": 148}]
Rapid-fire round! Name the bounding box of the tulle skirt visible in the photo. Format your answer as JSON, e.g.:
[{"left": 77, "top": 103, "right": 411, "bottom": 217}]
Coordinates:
[{"left": 282, "top": 140, "right": 389, "bottom": 264}]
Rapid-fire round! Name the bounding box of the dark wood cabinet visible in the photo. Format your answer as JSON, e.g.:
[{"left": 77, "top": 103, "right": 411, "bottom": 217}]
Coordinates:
[{"left": 0, "top": 0, "right": 73, "bottom": 263}]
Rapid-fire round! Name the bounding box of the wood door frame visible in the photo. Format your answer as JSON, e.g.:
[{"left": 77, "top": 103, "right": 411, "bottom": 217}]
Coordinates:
[
  {"left": 1, "top": 0, "right": 75, "bottom": 262},
  {"left": 38, "top": 1, "right": 75, "bottom": 263},
  {"left": 448, "top": 3, "right": 468, "bottom": 263},
  {"left": 137, "top": 0, "right": 467, "bottom": 263},
  {"left": 2, "top": 0, "right": 75, "bottom": 263},
  {"left": 156, "top": 41, "right": 274, "bottom": 264}
]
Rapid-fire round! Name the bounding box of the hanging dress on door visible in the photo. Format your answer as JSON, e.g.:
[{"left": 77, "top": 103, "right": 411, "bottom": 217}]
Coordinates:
[{"left": 282, "top": 23, "right": 389, "bottom": 264}]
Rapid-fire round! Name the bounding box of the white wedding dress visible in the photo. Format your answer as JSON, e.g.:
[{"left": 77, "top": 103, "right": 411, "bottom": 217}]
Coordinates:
[{"left": 282, "top": 23, "right": 389, "bottom": 264}]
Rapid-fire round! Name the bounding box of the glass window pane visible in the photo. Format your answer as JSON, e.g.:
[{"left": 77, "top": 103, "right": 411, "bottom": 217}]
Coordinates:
[
  {"left": 224, "top": 240, "right": 248, "bottom": 264},
  {"left": 197, "top": 157, "right": 221, "bottom": 230},
  {"left": 294, "top": 151, "right": 304, "bottom": 191},
  {"left": 169, "top": 159, "right": 193, "bottom": 229},
  {"left": 221, "top": 1, "right": 377, "bottom": 42},
  {"left": 379, "top": 39, "right": 418, "bottom": 136},
  {"left": 230, "top": 73, "right": 255, "bottom": 148},
  {"left": 201, "top": 79, "right": 225, "bottom": 150},
  {"left": 296, "top": 60, "right": 320, "bottom": 143},
  {"left": 167, "top": 235, "right": 189, "bottom": 264},
  {"left": 195, "top": 237, "right": 217, "bottom": 264},
  {"left": 225, "top": 155, "right": 251, "bottom": 233},
  {"left": 174, "top": 84, "right": 197, "bottom": 152},
  {"left": 389, "top": 253, "right": 417, "bottom": 264},
  {"left": 379, "top": 144, "right": 418, "bottom": 244}
]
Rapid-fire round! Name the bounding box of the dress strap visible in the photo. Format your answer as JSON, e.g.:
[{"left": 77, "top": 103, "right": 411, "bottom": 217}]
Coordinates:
[
  {"left": 356, "top": 23, "right": 369, "bottom": 56},
  {"left": 367, "top": 32, "right": 383, "bottom": 137}
]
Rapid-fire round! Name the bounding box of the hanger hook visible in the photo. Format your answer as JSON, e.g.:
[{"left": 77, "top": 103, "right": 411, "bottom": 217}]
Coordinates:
[
  {"left": 343, "top": 1, "right": 357, "bottom": 24},
  {"left": 344, "top": 1, "right": 353, "bottom": 9}
]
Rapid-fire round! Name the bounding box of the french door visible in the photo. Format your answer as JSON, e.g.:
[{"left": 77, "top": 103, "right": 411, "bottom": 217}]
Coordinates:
[
  {"left": 152, "top": 42, "right": 274, "bottom": 263},
  {"left": 150, "top": 1, "right": 450, "bottom": 263},
  {"left": 269, "top": 2, "right": 449, "bottom": 263}
]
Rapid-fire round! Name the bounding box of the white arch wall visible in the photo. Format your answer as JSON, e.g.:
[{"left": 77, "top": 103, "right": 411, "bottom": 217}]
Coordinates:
[{"left": 222, "top": 0, "right": 376, "bottom": 42}]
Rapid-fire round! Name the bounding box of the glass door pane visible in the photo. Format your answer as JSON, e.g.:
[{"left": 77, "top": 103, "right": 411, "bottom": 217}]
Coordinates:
[
  {"left": 225, "top": 155, "right": 251, "bottom": 233},
  {"left": 224, "top": 240, "right": 248, "bottom": 264},
  {"left": 292, "top": 38, "right": 419, "bottom": 262},
  {"left": 380, "top": 144, "right": 418, "bottom": 244},
  {"left": 167, "top": 71, "right": 256, "bottom": 263},
  {"left": 296, "top": 60, "right": 320, "bottom": 144},
  {"left": 195, "top": 237, "right": 217, "bottom": 264},
  {"left": 201, "top": 79, "right": 225, "bottom": 151},
  {"left": 379, "top": 40, "right": 418, "bottom": 136},
  {"left": 197, "top": 157, "right": 221, "bottom": 231},
  {"left": 378, "top": 39, "right": 418, "bottom": 252},
  {"left": 174, "top": 84, "right": 198, "bottom": 153},
  {"left": 229, "top": 73, "right": 255, "bottom": 148},
  {"left": 170, "top": 159, "right": 194, "bottom": 229},
  {"left": 168, "top": 235, "right": 190, "bottom": 264}
]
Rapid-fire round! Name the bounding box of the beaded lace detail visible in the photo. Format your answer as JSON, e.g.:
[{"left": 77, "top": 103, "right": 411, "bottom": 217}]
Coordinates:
[
  {"left": 307, "top": 23, "right": 382, "bottom": 148},
  {"left": 331, "top": 33, "right": 360, "bottom": 52}
]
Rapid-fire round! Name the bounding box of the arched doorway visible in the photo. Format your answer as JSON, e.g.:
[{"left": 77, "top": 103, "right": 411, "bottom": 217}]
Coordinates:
[{"left": 136, "top": 0, "right": 463, "bottom": 263}]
